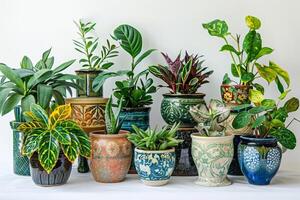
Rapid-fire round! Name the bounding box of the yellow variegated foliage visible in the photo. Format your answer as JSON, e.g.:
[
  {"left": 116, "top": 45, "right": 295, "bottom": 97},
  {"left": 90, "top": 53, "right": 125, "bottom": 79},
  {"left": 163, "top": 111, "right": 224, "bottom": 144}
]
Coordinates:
[
  {"left": 18, "top": 121, "right": 44, "bottom": 133},
  {"left": 249, "top": 89, "right": 264, "bottom": 106},
  {"left": 49, "top": 104, "right": 71, "bottom": 128}
]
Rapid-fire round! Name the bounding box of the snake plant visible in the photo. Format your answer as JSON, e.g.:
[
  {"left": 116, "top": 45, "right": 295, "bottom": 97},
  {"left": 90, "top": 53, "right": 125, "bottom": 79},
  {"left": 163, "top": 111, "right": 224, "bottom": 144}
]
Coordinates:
[{"left": 105, "top": 96, "right": 124, "bottom": 134}]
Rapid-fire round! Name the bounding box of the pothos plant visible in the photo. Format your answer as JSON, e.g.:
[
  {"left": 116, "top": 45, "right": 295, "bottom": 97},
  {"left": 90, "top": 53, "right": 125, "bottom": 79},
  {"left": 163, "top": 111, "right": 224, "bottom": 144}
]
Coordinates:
[
  {"left": 105, "top": 96, "right": 124, "bottom": 134},
  {"left": 0, "top": 48, "right": 79, "bottom": 115},
  {"left": 18, "top": 104, "right": 91, "bottom": 173},
  {"left": 202, "top": 16, "right": 290, "bottom": 101},
  {"left": 232, "top": 96, "right": 299, "bottom": 149},
  {"left": 149, "top": 51, "right": 213, "bottom": 94}
]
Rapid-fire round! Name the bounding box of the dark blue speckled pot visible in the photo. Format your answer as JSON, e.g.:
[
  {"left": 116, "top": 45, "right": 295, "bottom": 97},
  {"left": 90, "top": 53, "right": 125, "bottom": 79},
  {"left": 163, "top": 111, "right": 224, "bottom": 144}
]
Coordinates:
[{"left": 119, "top": 107, "right": 150, "bottom": 132}]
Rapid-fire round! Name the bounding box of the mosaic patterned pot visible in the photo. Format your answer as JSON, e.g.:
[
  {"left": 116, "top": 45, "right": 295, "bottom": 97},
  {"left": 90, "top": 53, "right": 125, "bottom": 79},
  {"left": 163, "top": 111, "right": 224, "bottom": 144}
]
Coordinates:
[
  {"left": 238, "top": 136, "right": 282, "bottom": 185},
  {"left": 135, "top": 148, "right": 176, "bottom": 186},
  {"left": 191, "top": 134, "right": 234, "bottom": 187},
  {"left": 65, "top": 97, "right": 108, "bottom": 173},
  {"left": 119, "top": 107, "right": 150, "bottom": 132},
  {"left": 161, "top": 93, "right": 205, "bottom": 128},
  {"left": 75, "top": 69, "right": 103, "bottom": 97},
  {"left": 90, "top": 130, "right": 132, "bottom": 183},
  {"left": 30, "top": 152, "right": 72, "bottom": 186},
  {"left": 172, "top": 127, "right": 198, "bottom": 176},
  {"left": 220, "top": 84, "right": 250, "bottom": 105}
]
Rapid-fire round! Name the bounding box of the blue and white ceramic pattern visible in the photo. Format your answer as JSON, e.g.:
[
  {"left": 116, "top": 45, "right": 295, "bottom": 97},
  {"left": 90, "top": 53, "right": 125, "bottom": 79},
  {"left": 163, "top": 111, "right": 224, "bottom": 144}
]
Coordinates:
[
  {"left": 134, "top": 148, "right": 176, "bottom": 186},
  {"left": 238, "top": 136, "right": 282, "bottom": 185}
]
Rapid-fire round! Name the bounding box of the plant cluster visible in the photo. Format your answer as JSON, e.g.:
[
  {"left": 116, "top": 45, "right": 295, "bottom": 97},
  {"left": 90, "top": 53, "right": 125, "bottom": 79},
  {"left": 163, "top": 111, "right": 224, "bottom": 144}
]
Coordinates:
[
  {"left": 18, "top": 104, "right": 91, "bottom": 173},
  {"left": 0, "top": 48, "right": 79, "bottom": 115},
  {"left": 105, "top": 96, "right": 124, "bottom": 134},
  {"left": 190, "top": 99, "right": 230, "bottom": 136},
  {"left": 232, "top": 96, "right": 299, "bottom": 149},
  {"left": 149, "top": 52, "right": 213, "bottom": 94},
  {"left": 127, "top": 123, "right": 182, "bottom": 150}
]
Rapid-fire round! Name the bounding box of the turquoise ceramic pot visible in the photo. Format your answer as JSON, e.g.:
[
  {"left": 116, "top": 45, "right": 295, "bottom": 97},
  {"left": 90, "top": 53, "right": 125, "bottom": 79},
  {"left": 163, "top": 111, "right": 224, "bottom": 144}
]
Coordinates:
[
  {"left": 135, "top": 148, "right": 176, "bottom": 186},
  {"left": 119, "top": 107, "right": 150, "bottom": 132}
]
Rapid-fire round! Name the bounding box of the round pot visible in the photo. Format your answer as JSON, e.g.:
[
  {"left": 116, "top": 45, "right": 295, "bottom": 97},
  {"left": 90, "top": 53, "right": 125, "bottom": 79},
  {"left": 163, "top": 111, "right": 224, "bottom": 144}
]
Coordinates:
[
  {"left": 119, "top": 107, "right": 150, "bottom": 132},
  {"left": 191, "top": 134, "right": 234, "bottom": 187},
  {"left": 220, "top": 84, "right": 250, "bottom": 105},
  {"left": 75, "top": 69, "right": 103, "bottom": 97},
  {"left": 30, "top": 152, "right": 72, "bottom": 186},
  {"left": 161, "top": 93, "right": 205, "bottom": 128},
  {"left": 238, "top": 136, "right": 282, "bottom": 185},
  {"left": 135, "top": 148, "right": 176, "bottom": 186},
  {"left": 90, "top": 130, "right": 132, "bottom": 183}
]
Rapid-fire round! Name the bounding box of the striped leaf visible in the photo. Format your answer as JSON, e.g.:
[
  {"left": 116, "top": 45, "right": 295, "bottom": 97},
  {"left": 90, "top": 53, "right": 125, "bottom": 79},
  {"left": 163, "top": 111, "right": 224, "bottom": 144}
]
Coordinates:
[
  {"left": 22, "top": 128, "right": 44, "bottom": 156},
  {"left": 18, "top": 121, "right": 44, "bottom": 133},
  {"left": 31, "top": 104, "right": 49, "bottom": 125},
  {"left": 61, "top": 132, "right": 80, "bottom": 162},
  {"left": 50, "top": 126, "right": 71, "bottom": 145},
  {"left": 49, "top": 104, "right": 71, "bottom": 127},
  {"left": 76, "top": 128, "right": 91, "bottom": 158}
]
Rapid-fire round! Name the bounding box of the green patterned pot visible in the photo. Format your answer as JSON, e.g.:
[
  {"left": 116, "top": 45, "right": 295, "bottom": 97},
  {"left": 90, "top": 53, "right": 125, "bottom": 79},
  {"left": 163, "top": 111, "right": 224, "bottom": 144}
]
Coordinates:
[
  {"left": 161, "top": 93, "right": 205, "bottom": 127},
  {"left": 191, "top": 134, "right": 234, "bottom": 186},
  {"left": 75, "top": 69, "right": 103, "bottom": 97}
]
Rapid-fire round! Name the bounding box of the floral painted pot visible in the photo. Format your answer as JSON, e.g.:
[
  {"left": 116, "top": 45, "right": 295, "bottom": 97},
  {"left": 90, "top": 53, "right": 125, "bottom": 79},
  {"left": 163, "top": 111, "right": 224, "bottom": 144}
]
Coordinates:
[
  {"left": 75, "top": 69, "right": 103, "bottom": 97},
  {"left": 65, "top": 97, "right": 108, "bottom": 173},
  {"left": 173, "top": 127, "right": 198, "bottom": 176},
  {"left": 135, "top": 148, "right": 176, "bottom": 186},
  {"left": 191, "top": 134, "right": 234, "bottom": 186},
  {"left": 90, "top": 130, "right": 132, "bottom": 183},
  {"left": 119, "top": 107, "right": 150, "bottom": 132},
  {"left": 30, "top": 152, "right": 72, "bottom": 186},
  {"left": 161, "top": 93, "right": 205, "bottom": 128},
  {"left": 220, "top": 84, "right": 250, "bottom": 105},
  {"left": 238, "top": 136, "right": 282, "bottom": 185}
]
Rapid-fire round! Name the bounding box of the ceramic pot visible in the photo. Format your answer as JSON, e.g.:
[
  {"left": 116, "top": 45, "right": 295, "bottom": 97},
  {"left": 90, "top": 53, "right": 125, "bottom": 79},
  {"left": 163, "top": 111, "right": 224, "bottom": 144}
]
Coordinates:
[
  {"left": 161, "top": 93, "right": 205, "bottom": 128},
  {"left": 220, "top": 84, "right": 250, "bottom": 105},
  {"left": 172, "top": 127, "right": 198, "bottom": 176},
  {"left": 238, "top": 136, "right": 282, "bottom": 185},
  {"left": 135, "top": 148, "right": 176, "bottom": 186},
  {"left": 119, "top": 107, "right": 150, "bottom": 132},
  {"left": 30, "top": 152, "right": 72, "bottom": 186},
  {"left": 75, "top": 69, "right": 103, "bottom": 97},
  {"left": 90, "top": 130, "right": 132, "bottom": 183},
  {"left": 65, "top": 97, "right": 108, "bottom": 173},
  {"left": 191, "top": 134, "right": 234, "bottom": 186}
]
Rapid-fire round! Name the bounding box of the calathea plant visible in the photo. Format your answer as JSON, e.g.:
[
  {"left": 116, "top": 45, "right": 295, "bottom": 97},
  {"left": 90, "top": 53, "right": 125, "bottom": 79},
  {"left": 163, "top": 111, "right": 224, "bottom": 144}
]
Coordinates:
[
  {"left": 18, "top": 104, "right": 91, "bottom": 173},
  {"left": 149, "top": 51, "right": 213, "bottom": 94},
  {"left": 105, "top": 96, "right": 124, "bottom": 134},
  {"left": 0, "top": 48, "right": 79, "bottom": 115},
  {"left": 190, "top": 99, "right": 231, "bottom": 136}
]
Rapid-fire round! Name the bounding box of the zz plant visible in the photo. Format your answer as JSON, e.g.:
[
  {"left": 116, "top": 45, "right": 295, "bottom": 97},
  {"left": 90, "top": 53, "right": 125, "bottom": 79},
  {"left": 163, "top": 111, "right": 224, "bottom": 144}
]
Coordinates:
[
  {"left": 127, "top": 123, "right": 182, "bottom": 150},
  {"left": 105, "top": 96, "right": 124, "bottom": 134},
  {"left": 18, "top": 104, "right": 91, "bottom": 173},
  {"left": 149, "top": 51, "right": 213, "bottom": 94}
]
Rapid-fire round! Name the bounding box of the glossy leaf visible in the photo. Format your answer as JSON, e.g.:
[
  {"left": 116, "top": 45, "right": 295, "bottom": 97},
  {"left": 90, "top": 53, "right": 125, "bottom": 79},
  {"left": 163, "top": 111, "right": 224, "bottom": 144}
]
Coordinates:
[
  {"left": 261, "top": 99, "right": 276, "bottom": 109},
  {"left": 50, "top": 126, "right": 71, "bottom": 145},
  {"left": 18, "top": 121, "right": 44, "bottom": 133},
  {"left": 202, "top": 19, "right": 228, "bottom": 38},
  {"left": 249, "top": 106, "right": 265, "bottom": 114},
  {"left": 21, "top": 95, "right": 36, "bottom": 113},
  {"left": 49, "top": 104, "right": 71, "bottom": 127},
  {"left": 31, "top": 104, "right": 49, "bottom": 125},
  {"left": 53, "top": 59, "right": 76, "bottom": 74},
  {"left": 255, "top": 63, "right": 277, "bottom": 84},
  {"left": 284, "top": 97, "right": 299, "bottom": 113},
  {"left": 252, "top": 115, "right": 265, "bottom": 128},
  {"left": 22, "top": 128, "right": 44, "bottom": 156},
  {"left": 134, "top": 49, "right": 156, "bottom": 67},
  {"left": 232, "top": 111, "right": 252, "bottom": 129},
  {"left": 220, "top": 44, "right": 240, "bottom": 55},
  {"left": 37, "top": 84, "right": 52, "bottom": 109},
  {"left": 245, "top": 16, "right": 261, "bottom": 30},
  {"left": 61, "top": 132, "right": 80, "bottom": 162},
  {"left": 269, "top": 61, "right": 290, "bottom": 87},
  {"left": 249, "top": 89, "right": 264, "bottom": 105},
  {"left": 21, "top": 56, "right": 33, "bottom": 69},
  {"left": 243, "top": 30, "right": 262, "bottom": 62},
  {"left": 255, "top": 47, "right": 273, "bottom": 60},
  {"left": 270, "top": 128, "right": 296, "bottom": 149}
]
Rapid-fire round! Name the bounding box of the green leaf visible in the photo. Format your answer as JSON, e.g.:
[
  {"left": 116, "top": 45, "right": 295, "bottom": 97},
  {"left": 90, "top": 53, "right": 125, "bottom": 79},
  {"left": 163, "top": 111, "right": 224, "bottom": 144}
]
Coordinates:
[
  {"left": 105, "top": 97, "right": 115, "bottom": 134},
  {"left": 31, "top": 104, "right": 49, "bottom": 125},
  {"left": 252, "top": 115, "right": 265, "bottom": 128},
  {"left": 75, "top": 128, "right": 90, "bottom": 158},
  {"left": 53, "top": 59, "right": 76, "bottom": 74},
  {"left": 275, "top": 76, "right": 284, "bottom": 94},
  {"left": 271, "top": 119, "right": 285, "bottom": 128},
  {"left": 22, "top": 128, "right": 44, "bottom": 156},
  {"left": 279, "top": 89, "right": 291, "bottom": 100},
  {"left": 21, "top": 56, "right": 33, "bottom": 69},
  {"left": 284, "top": 97, "right": 299, "bottom": 112},
  {"left": 253, "top": 83, "right": 264, "bottom": 95},
  {"left": 2, "top": 93, "right": 22, "bottom": 116},
  {"left": 270, "top": 128, "right": 296, "bottom": 149},
  {"left": 261, "top": 99, "right": 276, "bottom": 109},
  {"left": 245, "top": 16, "right": 261, "bottom": 30},
  {"left": 255, "top": 47, "right": 273, "bottom": 60},
  {"left": 61, "top": 132, "right": 80, "bottom": 162},
  {"left": 0, "top": 88, "right": 12, "bottom": 113},
  {"left": 0, "top": 64, "right": 24, "bottom": 92},
  {"left": 27, "top": 69, "right": 52, "bottom": 89},
  {"left": 134, "top": 49, "right": 156, "bottom": 67},
  {"left": 249, "top": 89, "right": 264, "bottom": 105},
  {"left": 113, "top": 24, "right": 142, "bottom": 58},
  {"left": 231, "top": 64, "right": 240, "bottom": 77},
  {"left": 37, "top": 84, "right": 52, "bottom": 109},
  {"left": 51, "top": 126, "right": 71, "bottom": 145},
  {"left": 92, "top": 70, "right": 129, "bottom": 92},
  {"left": 42, "top": 48, "right": 52, "bottom": 62},
  {"left": 249, "top": 106, "right": 265, "bottom": 114},
  {"left": 220, "top": 44, "right": 240, "bottom": 55},
  {"left": 255, "top": 63, "right": 277, "bottom": 84},
  {"left": 101, "top": 62, "right": 114, "bottom": 69},
  {"left": 243, "top": 31, "right": 262, "bottom": 62},
  {"left": 222, "top": 73, "right": 231, "bottom": 84},
  {"left": 241, "top": 72, "right": 254, "bottom": 83},
  {"left": 232, "top": 111, "right": 252, "bottom": 129},
  {"left": 202, "top": 19, "right": 228, "bottom": 38},
  {"left": 21, "top": 95, "right": 36, "bottom": 113},
  {"left": 269, "top": 61, "right": 290, "bottom": 87}
]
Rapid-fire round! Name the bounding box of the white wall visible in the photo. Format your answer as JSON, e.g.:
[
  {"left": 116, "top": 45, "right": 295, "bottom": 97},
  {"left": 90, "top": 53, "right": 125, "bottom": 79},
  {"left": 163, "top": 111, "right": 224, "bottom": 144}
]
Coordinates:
[{"left": 1, "top": 0, "right": 300, "bottom": 172}]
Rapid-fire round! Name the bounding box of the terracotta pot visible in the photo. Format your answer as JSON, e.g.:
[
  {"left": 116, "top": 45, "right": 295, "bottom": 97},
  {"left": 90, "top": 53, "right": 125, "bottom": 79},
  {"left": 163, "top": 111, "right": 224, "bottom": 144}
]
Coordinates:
[
  {"left": 75, "top": 69, "right": 103, "bottom": 97},
  {"left": 90, "top": 130, "right": 132, "bottom": 183},
  {"left": 220, "top": 84, "right": 250, "bottom": 105}
]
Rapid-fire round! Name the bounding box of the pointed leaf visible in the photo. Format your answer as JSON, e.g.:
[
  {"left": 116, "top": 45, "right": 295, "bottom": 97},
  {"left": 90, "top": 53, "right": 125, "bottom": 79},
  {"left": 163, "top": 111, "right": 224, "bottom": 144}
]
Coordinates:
[
  {"left": 22, "top": 128, "right": 44, "bottom": 156},
  {"left": 0, "top": 63, "right": 24, "bottom": 91},
  {"left": 49, "top": 104, "right": 71, "bottom": 127},
  {"left": 2, "top": 93, "right": 23, "bottom": 116},
  {"left": 31, "top": 104, "right": 49, "bottom": 125},
  {"left": 61, "top": 132, "right": 80, "bottom": 162}
]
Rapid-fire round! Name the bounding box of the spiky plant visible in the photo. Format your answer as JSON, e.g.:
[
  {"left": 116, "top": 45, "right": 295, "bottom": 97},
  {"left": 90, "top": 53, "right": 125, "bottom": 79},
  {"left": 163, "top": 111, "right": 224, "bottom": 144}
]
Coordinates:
[{"left": 105, "top": 96, "right": 124, "bottom": 134}]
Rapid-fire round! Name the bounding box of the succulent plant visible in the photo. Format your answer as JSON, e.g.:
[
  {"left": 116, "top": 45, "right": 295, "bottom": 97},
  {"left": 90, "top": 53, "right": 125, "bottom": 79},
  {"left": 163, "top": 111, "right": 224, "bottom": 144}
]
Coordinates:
[
  {"left": 105, "top": 96, "right": 124, "bottom": 134},
  {"left": 149, "top": 51, "right": 213, "bottom": 94},
  {"left": 190, "top": 99, "right": 230, "bottom": 136}
]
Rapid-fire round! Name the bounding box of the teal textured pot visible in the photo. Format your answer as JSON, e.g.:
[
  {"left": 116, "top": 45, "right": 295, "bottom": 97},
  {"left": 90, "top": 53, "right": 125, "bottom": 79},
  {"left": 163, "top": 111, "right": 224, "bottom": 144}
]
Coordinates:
[
  {"left": 119, "top": 107, "right": 150, "bottom": 132},
  {"left": 161, "top": 93, "right": 205, "bottom": 127},
  {"left": 75, "top": 69, "right": 103, "bottom": 97}
]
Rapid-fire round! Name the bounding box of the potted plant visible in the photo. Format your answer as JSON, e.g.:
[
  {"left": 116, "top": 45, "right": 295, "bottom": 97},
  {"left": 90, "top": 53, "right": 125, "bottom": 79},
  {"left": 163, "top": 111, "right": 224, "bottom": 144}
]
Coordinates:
[
  {"left": 90, "top": 97, "right": 132, "bottom": 183},
  {"left": 232, "top": 96, "right": 299, "bottom": 185},
  {"left": 17, "top": 104, "right": 90, "bottom": 186},
  {"left": 190, "top": 99, "right": 234, "bottom": 186},
  {"left": 127, "top": 123, "right": 182, "bottom": 186},
  {"left": 0, "top": 48, "right": 78, "bottom": 176}
]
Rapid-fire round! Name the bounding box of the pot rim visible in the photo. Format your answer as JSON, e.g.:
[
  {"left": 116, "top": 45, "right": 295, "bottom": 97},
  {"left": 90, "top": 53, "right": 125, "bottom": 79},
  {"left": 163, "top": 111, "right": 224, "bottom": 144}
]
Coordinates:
[
  {"left": 122, "top": 107, "right": 151, "bottom": 112},
  {"left": 135, "top": 147, "right": 175, "bottom": 154},
  {"left": 65, "top": 97, "right": 108, "bottom": 104},
  {"left": 163, "top": 93, "right": 205, "bottom": 98},
  {"left": 75, "top": 69, "right": 102, "bottom": 73},
  {"left": 90, "top": 130, "right": 129, "bottom": 138},
  {"left": 221, "top": 84, "right": 250, "bottom": 88},
  {"left": 191, "top": 133, "right": 234, "bottom": 141},
  {"left": 240, "top": 135, "right": 277, "bottom": 143}
]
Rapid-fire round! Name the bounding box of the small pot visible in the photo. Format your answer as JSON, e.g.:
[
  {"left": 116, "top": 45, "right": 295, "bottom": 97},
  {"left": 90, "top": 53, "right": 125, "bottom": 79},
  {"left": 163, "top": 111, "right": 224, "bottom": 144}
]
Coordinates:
[
  {"left": 161, "top": 93, "right": 205, "bottom": 128},
  {"left": 135, "top": 148, "right": 176, "bottom": 186},
  {"left": 238, "top": 136, "right": 282, "bottom": 185},
  {"left": 90, "top": 130, "right": 132, "bottom": 183},
  {"left": 30, "top": 152, "right": 72, "bottom": 186},
  {"left": 75, "top": 69, "right": 103, "bottom": 97},
  {"left": 191, "top": 134, "right": 234, "bottom": 187},
  {"left": 220, "top": 84, "right": 250, "bottom": 105},
  {"left": 119, "top": 107, "right": 151, "bottom": 132}
]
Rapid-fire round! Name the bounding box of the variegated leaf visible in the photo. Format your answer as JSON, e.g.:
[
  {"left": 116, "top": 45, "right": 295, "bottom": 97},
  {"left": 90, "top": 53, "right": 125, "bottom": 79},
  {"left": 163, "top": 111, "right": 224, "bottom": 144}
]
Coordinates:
[
  {"left": 61, "top": 132, "right": 80, "bottom": 162},
  {"left": 50, "top": 126, "right": 71, "bottom": 145},
  {"left": 75, "top": 129, "right": 91, "bottom": 158},
  {"left": 18, "top": 121, "right": 44, "bottom": 133},
  {"left": 31, "top": 104, "right": 49, "bottom": 125},
  {"left": 49, "top": 104, "right": 71, "bottom": 127},
  {"left": 22, "top": 128, "right": 44, "bottom": 157}
]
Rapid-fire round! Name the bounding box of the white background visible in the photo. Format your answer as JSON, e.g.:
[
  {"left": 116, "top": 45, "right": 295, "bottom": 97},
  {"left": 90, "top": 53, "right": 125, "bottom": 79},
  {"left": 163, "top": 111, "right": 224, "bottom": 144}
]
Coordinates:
[{"left": 0, "top": 0, "right": 300, "bottom": 174}]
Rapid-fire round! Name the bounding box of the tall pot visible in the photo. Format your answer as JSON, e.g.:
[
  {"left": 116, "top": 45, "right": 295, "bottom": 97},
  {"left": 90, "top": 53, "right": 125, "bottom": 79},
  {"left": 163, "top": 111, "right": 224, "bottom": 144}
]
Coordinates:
[{"left": 75, "top": 69, "right": 103, "bottom": 97}]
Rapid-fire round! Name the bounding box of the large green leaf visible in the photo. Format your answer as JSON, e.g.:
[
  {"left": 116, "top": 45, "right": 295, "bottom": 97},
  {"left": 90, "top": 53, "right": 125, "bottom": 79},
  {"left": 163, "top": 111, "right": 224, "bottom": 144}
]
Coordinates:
[
  {"left": 202, "top": 19, "right": 228, "bottom": 38},
  {"left": 255, "top": 47, "right": 273, "bottom": 60},
  {"left": 37, "top": 84, "right": 52, "bottom": 109},
  {"left": 252, "top": 115, "right": 265, "bottom": 128},
  {"left": 0, "top": 88, "right": 12, "bottom": 113},
  {"left": 270, "top": 128, "right": 296, "bottom": 149},
  {"left": 269, "top": 61, "right": 290, "bottom": 87},
  {"left": 53, "top": 59, "right": 76, "bottom": 74},
  {"left": 51, "top": 125, "right": 71, "bottom": 145},
  {"left": 248, "top": 106, "right": 265, "bottom": 114},
  {"left": 21, "top": 95, "right": 36, "bottom": 113},
  {"left": 2, "top": 93, "right": 23, "bottom": 116},
  {"left": 27, "top": 69, "right": 52, "bottom": 89},
  {"left": 134, "top": 49, "right": 156, "bottom": 67},
  {"left": 61, "top": 132, "right": 80, "bottom": 162},
  {"left": 113, "top": 24, "right": 142, "bottom": 58},
  {"left": 31, "top": 104, "right": 49, "bottom": 125},
  {"left": 261, "top": 99, "right": 276, "bottom": 109},
  {"left": 255, "top": 63, "right": 277, "bottom": 84},
  {"left": 21, "top": 56, "right": 34, "bottom": 69},
  {"left": 22, "top": 128, "right": 44, "bottom": 156},
  {"left": 243, "top": 30, "right": 262, "bottom": 62},
  {"left": 0, "top": 64, "right": 24, "bottom": 92},
  {"left": 92, "top": 70, "right": 129, "bottom": 92},
  {"left": 284, "top": 97, "right": 299, "bottom": 113},
  {"left": 38, "top": 131, "right": 60, "bottom": 173},
  {"left": 232, "top": 111, "right": 252, "bottom": 129}
]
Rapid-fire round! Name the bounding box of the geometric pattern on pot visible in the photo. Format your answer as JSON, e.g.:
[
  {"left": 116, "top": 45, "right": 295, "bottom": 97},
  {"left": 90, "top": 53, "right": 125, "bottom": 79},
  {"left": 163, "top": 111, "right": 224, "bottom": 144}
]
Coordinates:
[{"left": 221, "top": 84, "right": 250, "bottom": 105}]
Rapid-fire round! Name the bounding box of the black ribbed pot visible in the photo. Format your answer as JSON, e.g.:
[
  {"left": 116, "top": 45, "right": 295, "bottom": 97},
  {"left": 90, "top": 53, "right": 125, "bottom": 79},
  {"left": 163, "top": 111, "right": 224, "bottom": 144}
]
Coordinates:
[{"left": 30, "top": 152, "right": 72, "bottom": 186}]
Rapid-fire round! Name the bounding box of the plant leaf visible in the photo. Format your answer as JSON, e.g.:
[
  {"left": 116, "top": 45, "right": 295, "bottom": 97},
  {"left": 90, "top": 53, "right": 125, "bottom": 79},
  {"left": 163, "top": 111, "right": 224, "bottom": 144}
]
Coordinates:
[
  {"left": 22, "top": 128, "right": 44, "bottom": 156},
  {"left": 53, "top": 59, "right": 76, "bottom": 74},
  {"left": 269, "top": 61, "right": 290, "bottom": 87},
  {"left": 202, "top": 19, "right": 228, "bottom": 38},
  {"left": 21, "top": 56, "right": 34, "bottom": 69},
  {"left": 249, "top": 89, "right": 264, "bottom": 105},
  {"left": 134, "top": 49, "right": 156, "bottom": 67},
  {"left": 49, "top": 104, "right": 71, "bottom": 127},
  {"left": 31, "top": 104, "right": 49, "bottom": 125},
  {"left": 243, "top": 30, "right": 262, "bottom": 62},
  {"left": 245, "top": 16, "right": 261, "bottom": 30},
  {"left": 61, "top": 132, "right": 80, "bottom": 162},
  {"left": 255, "top": 47, "right": 273, "bottom": 60},
  {"left": 21, "top": 95, "right": 36, "bottom": 113},
  {"left": 284, "top": 97, "right": 299, "bottom": 113},
  {"left": 0, "top": 63, "right": 24, "bottom": 92},
  {"left": 2, "top": 93, "right": 23, "bottom": 116},
  {"left": 232, "top": 111, "right": 252, "bottom": 129},
  {"left": 37, "top": 84, "right": 52, "bottom": 109},
  {"left": 252, "top": 115, "right": 265, "bottom": 128},
  {"left": 270, "top": 128, "right": 296, "bottom": 149}
]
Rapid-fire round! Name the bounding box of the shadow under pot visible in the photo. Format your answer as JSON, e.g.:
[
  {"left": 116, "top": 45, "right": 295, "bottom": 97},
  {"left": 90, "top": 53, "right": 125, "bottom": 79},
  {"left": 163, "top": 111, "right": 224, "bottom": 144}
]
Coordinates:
[
  {"left": 238, "top": 136, "right": 282, "bottom": 185},
  {"left": 30, "top": 152, "right": 72, "bottom": 186},
  {"left": 135, "top": 148, "right": 176, "bottom": 186},
  {"left": 191, "top": 134, "right": 234, "bottom": 187},
  {"left": 161, "top": 93, "right": 205, "bottom": 128},
  {"left": 90, "top": 130, "right": 132, "bottom": 183},
  {"left": 220, "top": 84, "right": 251, "bottom": 105},
  {"left": 75, "top": 69, "right": 103, "bottom": 97}
]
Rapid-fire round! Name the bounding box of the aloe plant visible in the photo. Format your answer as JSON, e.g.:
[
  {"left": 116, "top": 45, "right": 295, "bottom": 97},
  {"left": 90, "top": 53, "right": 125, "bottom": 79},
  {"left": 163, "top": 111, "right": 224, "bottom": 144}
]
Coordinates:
[
  {"left": 127, "top": 123, "right": 182, "bottom": 150},
  {"left": 190, "top": 99, "right": 230, "bottom": 136},
  {"left": 149, "top": 51, "right": 213, "bottom": 94},
  {"left": 105, "top": 97, "right": 124, "bottom": 134},
  {"left": 18, "top": 104, "right": 90, "bottom": 173},
  {"left": 0, "top": 48, "right": 79, "bottom": 115}
]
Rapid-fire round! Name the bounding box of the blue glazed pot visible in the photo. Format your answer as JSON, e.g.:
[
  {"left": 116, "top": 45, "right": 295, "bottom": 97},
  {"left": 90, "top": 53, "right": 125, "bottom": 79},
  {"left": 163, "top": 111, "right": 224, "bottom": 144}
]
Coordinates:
[
  {"left": 238, "top": 136, "right": 282, "bottom": 185},
  {"left": 135, "top": 148, "right": 176, "bottom": 186},
  {"left": 119, "top": 107, "right": 150, "bottom": 132}
]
